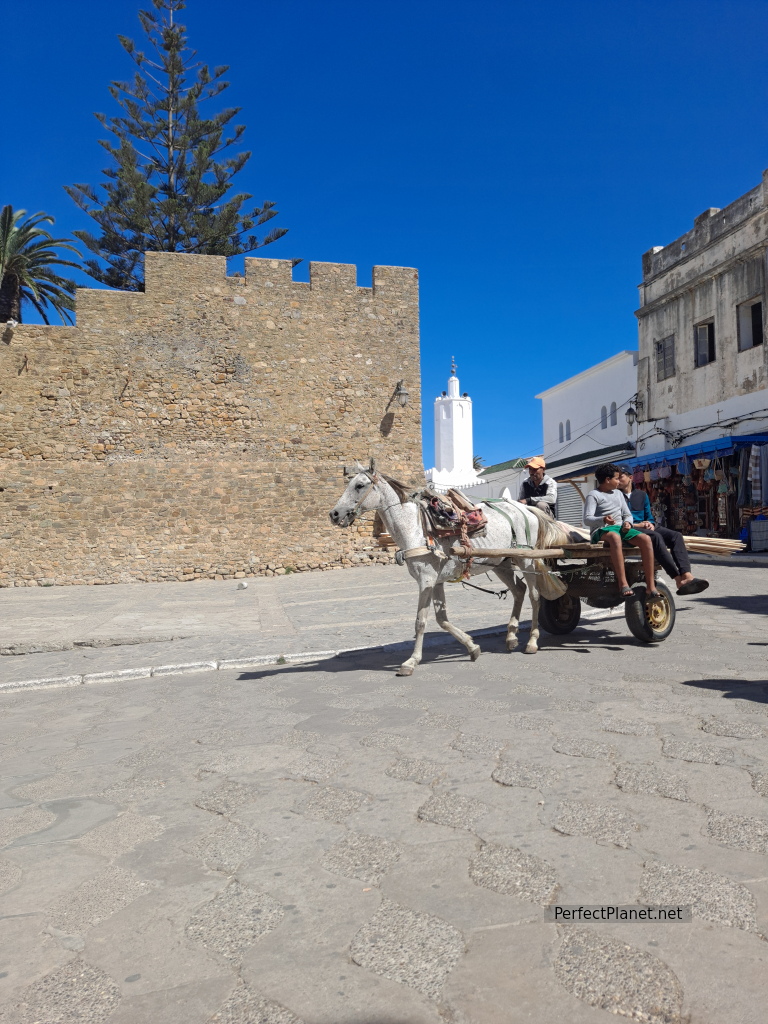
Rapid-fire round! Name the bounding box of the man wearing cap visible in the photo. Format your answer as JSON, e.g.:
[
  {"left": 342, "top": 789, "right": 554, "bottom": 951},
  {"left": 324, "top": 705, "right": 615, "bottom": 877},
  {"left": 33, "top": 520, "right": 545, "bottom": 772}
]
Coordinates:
[{"left": 518, "top": 457, "right": 557, "bottom": 517}]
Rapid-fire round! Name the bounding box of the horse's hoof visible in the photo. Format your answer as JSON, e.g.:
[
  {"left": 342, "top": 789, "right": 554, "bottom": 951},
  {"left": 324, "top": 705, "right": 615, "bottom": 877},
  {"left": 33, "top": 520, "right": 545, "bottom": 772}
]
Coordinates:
[
  {"left": 506, "top": 639, "right": 518, "bottom": 652},
  {"left": 397, "top": 665, "right": 414, "bottom": 677},
  {"left": 469, "top": 645, "right": 482, "bottom": 662},
  {"left": 524, "top": 644, "right": 539, "bottom": 655}
]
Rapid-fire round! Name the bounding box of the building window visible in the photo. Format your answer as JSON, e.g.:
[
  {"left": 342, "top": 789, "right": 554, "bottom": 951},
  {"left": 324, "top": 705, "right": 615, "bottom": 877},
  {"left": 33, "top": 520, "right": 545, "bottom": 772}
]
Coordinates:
[
  {"left": 600, "top": 406, "right": 607, "bottom": 429},
  {"left": 656, "top": 335, "right": 675, "bottom": 381},
  {"left": 694, "top": 320, "right": 716, "bottom": 367},
  {"left": 565, "top": 419, "right": 571, "bottom": 440},
  {"left": 558, "top": 422, "right": 564, "bottom": 443},
  {"left": 609, "top": 402, "right": 617, "bottom": 426},
  {"left": 738, "top": 299, "right": 764, "bottom": 351}
]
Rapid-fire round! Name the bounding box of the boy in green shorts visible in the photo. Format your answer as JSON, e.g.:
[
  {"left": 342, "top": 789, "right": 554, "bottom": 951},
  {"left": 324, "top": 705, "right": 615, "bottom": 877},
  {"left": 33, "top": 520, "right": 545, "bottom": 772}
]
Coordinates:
[{"left": 583, "top": 463, "right": 660, "bottom": 601}]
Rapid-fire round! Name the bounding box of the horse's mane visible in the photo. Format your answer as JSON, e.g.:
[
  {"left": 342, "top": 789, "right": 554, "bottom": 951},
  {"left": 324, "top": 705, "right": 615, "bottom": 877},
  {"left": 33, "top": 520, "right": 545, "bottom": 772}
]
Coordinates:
[
  {"left": 527, "top": 505, "right": 588, "bottom": 548},
  {"left": 381, "top": 474, "right": 411, "bottom": 504}
]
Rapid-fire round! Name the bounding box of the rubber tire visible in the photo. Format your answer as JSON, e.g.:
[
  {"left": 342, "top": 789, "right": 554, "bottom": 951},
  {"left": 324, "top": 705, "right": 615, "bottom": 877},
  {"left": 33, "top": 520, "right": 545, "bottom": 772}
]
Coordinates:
[
  {"left": 539, "top": 593, "right": 582, "bottom": 635},
  {"left": 624, "top": 580, "right": 676, "bottom": 642}
]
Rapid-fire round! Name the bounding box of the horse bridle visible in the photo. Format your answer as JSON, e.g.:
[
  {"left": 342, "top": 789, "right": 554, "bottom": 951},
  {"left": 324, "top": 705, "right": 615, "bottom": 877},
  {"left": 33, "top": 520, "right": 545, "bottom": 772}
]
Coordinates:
[{"left": 343, "top": 471, "right": 405, "bottom": 525}]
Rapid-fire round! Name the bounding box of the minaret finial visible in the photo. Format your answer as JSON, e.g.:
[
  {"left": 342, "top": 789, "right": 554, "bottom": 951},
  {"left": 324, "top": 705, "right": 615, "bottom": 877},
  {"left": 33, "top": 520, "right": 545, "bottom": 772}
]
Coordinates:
[{"left": 450, "top": 356, "right": 457, "bottom": 377}]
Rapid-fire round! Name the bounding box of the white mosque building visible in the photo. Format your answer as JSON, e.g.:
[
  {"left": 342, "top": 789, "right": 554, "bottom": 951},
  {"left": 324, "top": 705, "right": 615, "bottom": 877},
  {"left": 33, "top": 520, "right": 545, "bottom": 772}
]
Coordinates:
[{"left": 424, "top": 360, "right": 483, "bottom": 493}]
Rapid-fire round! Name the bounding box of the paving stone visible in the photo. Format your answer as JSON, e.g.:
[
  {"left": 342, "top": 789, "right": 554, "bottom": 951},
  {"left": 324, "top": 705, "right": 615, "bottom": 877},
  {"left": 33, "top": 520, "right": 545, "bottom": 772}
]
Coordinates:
[
  {"left": 552, "top": 737, "right": 616, "bottom": 760},
  {"left": 469, "top": 841, "right": 558, "bottom": 905},
  {"left": 385, "top": 758, "right": 445, "bottom": 785},
  {"left": 554, "top": 928, "right": 684, "bottom": 1024},
  {"left": 286, "top": 753, "right": 343, "bottom": 783},
  {"left": 0, "top": 857, "right": 22, "bottom": 895},
  {"left": 392, "top": 696, "right": 430, "bottom": 710},
  {"left": 44, "top": 747, "right": 88, "bottom": 769},
  {"left": 590, "top": 685, "right": 630, "bottom": 699},
  {"left": 350, "top": 898, "right": 464, "bottom": 1000},
  {"left": 259, "top": 696, "right": 300, "bottom": 709},
  {"left": 47, "top": 866, "right": 155, "bottom": 933},
  {"left": 0, "top": 806, "right": 56, "bottom": 848},
  {"left": 321, "top": 831, "right": 401, "bottom": 884},
  {"left": 601, "top": 716, "right": 657, "bottom": 737},
  {"left": 372, "top": 683, "right": 413, "bottom": 694},
  {"left": 8, "top": 960, "right": 121, "bottom": 1024},
  {"left": 639, "top": 861, "right": 757, "bottom": 931},
  {"left": 467, "top": 698, "right": 511, "bottom": 713},
  {"left": 417, "top": 711, "right": 464, "bottom": 730},
  {"left": 417, "top": 792, "right": 489, "bottom": 832},
  {"left": 328, "top": 696, "right": 364, "bottom": 710},
  {"left": 195, "top": 781, "right": 259, "bottom": 817},
  {"left": 277, "top": 730, "right": 321, "bottom": 747},
  {"left": 661, "top": 738, "right": 735, "bottom": 765},
  {"left": 264, "top": 712, "right": 309, "bottom": 727},
  {"left": 314, "top": 684, "right": 348, "bottom": 695},
  {"left": 443, "top": 685, "right": 478, "bottom": 695},
  {"left": 492, "top": 761, "right": 560, "bottom": 790},
  {"left": 359, "top": 732, "right": 408, "bottom": 751},
  {"left": 185, "top": 881, "right": 284, "bottom": 964},
  {"left": 553, "top": 800, "right": 640, "bottom": 849},
  {"left": 510, "top": 683, "right": 552, "bottom": 695},
  {"left": 509, "top": 714, "right": 555, "bottom": 732},
  {"left": 187, "top": 821, "right": 268, "bottom": 874},
  {"left": 300, "top": 785, "right": 369, "bottom": 823},
  {"left": 208, "top": 985, "right": 304, "bottom": 1024},
  {"left": 748, "top": 770, "right": 768, "bottom": 797},
  {"left": 550, "top": 699, "right": 595, "bottom": 713},
  {"left": 101, "top": 774, "right": 168, "bottom": 802},
  {"left": 339, "top": 711, "right": 381, "bottom": 727},
  {"left": 614, "top": 765, "right": 688, "bottom": 802},
  {"left": 76, "top": 812, "right": 164, "bottom": 857},
  {"left": 640, "top": 700, "right": 690, "bottom": 716},
  {"left": 452, "top": 733, "right": 507, "bottom": 757},
  {"left": 700, "top": 716, "right": 764, "bottom": 739},
  {"left": 705, "top": 807, "right": 768, "bottom": 854}
]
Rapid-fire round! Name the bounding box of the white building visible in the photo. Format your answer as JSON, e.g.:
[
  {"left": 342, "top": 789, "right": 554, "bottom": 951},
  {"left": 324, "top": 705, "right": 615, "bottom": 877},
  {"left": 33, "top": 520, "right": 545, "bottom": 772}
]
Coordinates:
[
  {"left": 534, "top": 351, "right": 638, "bottom": 523},
  {"left": 425, "top": 360, "right": 482, "bottom": 492}
]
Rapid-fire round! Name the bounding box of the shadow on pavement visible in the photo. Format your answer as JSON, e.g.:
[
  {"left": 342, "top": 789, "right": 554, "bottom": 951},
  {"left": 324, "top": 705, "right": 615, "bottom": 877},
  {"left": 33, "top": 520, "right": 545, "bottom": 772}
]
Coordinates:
[
  {"left": 678, "top": 678, "right": 768, "bottom": 703},
  {"left": 695, "top": 593, "right": 768, "bottom": 615},
  {"left": 236, "top": 626, "right": 657, "bottom": 683}
]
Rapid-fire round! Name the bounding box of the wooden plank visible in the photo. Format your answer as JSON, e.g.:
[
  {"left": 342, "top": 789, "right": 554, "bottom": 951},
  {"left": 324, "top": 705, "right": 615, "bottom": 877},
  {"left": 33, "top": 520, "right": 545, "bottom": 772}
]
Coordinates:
[{"left": 450, "top": 545, "right": 565, "bottom": 559}]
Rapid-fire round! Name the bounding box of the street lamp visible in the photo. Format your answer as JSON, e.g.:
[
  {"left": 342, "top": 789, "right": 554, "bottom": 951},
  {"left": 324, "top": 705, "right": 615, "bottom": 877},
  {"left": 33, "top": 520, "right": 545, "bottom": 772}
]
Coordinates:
[
  {"left": 394, "top": 380, "right": 409, "bottom": 408},
  {"left": 625, "top": 404, "right": 637, "bottom": 427}
]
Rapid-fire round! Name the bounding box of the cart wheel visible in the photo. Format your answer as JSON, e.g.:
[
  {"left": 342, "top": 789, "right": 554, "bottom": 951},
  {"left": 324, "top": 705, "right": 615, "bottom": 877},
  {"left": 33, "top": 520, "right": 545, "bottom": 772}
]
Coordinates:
[
  {"left": 539, "top": 593, "right": 582, "bottom": 635},
  {"left": 624, "top": 580, "right": 676, "bottom": 642}
]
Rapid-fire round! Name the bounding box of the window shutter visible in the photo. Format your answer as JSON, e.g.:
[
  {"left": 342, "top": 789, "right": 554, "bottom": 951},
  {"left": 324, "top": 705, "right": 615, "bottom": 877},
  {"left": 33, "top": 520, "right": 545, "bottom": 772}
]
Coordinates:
[{"left": 556, "top": 483, "right": 586, "bottom": 526}]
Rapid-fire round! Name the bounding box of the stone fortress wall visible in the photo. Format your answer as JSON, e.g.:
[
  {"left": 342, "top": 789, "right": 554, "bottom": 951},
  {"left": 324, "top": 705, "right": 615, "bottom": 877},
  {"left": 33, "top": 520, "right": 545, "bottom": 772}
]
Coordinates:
[{"left": 0, "top": 252, "right": 422, "bottom": 585}]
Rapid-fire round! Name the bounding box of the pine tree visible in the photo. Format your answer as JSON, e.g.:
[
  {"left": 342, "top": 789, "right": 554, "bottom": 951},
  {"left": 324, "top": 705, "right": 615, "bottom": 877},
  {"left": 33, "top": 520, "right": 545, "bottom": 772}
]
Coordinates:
[{"left": 66, "top": 0, "right": 287, "bottom": 292}]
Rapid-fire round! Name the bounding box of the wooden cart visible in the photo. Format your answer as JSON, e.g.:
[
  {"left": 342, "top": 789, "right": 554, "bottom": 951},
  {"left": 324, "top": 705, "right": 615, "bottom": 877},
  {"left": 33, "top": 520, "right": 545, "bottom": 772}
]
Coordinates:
[{"left": 450, "top": 541, "right": 676, "bottom": 643}]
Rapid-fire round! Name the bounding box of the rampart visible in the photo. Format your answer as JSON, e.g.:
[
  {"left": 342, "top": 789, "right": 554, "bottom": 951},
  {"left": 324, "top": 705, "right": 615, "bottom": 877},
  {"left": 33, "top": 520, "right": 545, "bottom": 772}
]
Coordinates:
[{"left": 0, "top": 252, "right": 421, "bottom": 585}]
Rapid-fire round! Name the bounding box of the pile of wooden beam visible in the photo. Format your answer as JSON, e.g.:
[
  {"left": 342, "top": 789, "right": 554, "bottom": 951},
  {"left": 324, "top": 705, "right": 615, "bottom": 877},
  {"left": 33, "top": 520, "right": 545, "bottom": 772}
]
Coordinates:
[{"left": 681, "top": 536, "right": 746, "bottom": 557}]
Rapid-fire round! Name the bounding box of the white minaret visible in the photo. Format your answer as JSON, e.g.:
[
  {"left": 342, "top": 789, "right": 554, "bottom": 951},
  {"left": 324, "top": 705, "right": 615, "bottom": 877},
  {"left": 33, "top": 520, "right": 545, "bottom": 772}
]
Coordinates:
[{"left": 425, "top": 358, "right": 481, "bottom": 492}]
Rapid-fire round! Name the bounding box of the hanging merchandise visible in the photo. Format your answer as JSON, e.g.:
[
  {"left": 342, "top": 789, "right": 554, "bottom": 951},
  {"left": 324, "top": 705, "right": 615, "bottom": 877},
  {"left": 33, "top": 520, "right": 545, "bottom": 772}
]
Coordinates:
[
  {"left": 713, "top": 458, "right": 724, "bottom": 481},
  {"left": 659, "top": 461, "right": 672, "bottom": 479},
  {"left": 749, "top": 445, "right": 763, "bottom": 504},
  {"left": 643, "top": 468, "right": 651, "bottom": 483},
  {"left": 760, "top": 445, "right": 768, "bottom": 505},
  {"left": 693, "top": 458, "right": 711, "bottom": 470},
  {"left": 677, "top": 455, "right": 691, "bottom": 475},
  {"left": 650, "top": 466, "right": 660, "bottom": 481},
  {"left": 632, "top": 467, "right": 644, "bottom": 485},
  {"left": 738, "top": 447, "right": 751, "bottom": 507}
]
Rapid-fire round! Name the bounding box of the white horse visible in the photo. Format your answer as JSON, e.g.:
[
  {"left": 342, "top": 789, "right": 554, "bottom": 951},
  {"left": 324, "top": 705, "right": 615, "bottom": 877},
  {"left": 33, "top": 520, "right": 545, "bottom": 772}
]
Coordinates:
[{"left": 329, "top": 461, "right": 580, "bottom": 676}]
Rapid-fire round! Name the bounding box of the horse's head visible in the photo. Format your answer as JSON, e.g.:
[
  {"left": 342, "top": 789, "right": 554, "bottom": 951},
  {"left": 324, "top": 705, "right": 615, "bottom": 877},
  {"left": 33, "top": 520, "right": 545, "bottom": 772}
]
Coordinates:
[{"left": 329, "top": 459, "right": 381, "bottom": 528}]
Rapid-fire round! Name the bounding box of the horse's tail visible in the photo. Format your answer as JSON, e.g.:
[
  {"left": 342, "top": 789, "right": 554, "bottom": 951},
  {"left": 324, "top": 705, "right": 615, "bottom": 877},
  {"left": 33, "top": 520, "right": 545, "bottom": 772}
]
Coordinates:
[{"left": 526, "top": 505, "right": 588, "bottom": 548}]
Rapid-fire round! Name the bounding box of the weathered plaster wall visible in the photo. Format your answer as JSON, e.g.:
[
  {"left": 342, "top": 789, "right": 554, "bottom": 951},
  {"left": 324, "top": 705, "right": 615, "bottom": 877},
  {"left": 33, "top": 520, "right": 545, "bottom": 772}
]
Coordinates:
[
  {"left": 637, "top": 172, "right": 768, "bottom": 425},
  {"left": 0, "top": 253, "right": 421, "bottom": 585}
]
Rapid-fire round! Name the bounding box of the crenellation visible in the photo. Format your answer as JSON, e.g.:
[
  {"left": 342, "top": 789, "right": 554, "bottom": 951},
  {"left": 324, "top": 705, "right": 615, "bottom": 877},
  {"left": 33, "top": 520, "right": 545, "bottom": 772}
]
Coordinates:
[{"left": 0, "top": 251, "right": 422, "bottom": 585}]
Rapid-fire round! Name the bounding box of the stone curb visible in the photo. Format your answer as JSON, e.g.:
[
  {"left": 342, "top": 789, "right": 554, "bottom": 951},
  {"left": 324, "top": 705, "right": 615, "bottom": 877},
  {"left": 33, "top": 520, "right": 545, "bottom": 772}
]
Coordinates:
[{"left": 0, "top": 606, "right": 625, "bottom": 694}]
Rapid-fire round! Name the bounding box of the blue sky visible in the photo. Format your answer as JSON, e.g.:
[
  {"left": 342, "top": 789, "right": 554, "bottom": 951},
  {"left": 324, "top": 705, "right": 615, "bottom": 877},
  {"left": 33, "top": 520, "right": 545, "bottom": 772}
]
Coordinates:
[{"left": 4, "top": 0, "right": 768, "bottom": 467}]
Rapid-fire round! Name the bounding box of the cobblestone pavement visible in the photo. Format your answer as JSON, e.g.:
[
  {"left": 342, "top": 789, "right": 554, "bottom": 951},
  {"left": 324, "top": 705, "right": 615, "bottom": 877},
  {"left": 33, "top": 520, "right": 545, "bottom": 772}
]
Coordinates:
[{"left": 0, "top": 563, "right": 767, "bottom": 1022}]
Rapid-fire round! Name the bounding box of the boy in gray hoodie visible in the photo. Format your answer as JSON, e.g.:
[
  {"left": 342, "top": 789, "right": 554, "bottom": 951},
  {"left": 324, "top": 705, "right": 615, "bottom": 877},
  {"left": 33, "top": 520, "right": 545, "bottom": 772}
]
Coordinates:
[{"left": 584, "top": 464, "right": 659, "bottom": 600}]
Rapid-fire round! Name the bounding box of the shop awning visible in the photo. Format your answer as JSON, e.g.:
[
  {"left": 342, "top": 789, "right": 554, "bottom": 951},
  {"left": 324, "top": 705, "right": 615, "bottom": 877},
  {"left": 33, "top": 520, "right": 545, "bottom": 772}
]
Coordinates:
[{"left": 622, "top": 433, "right": 768, "bottom": 469}]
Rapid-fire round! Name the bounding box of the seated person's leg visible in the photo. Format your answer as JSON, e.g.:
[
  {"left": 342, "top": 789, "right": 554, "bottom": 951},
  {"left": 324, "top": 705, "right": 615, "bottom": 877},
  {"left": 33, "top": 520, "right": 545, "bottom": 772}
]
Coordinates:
[
  {"left": 626, "top": 533, "right": 658, "bottom": 595},
  {"left": 646, "top": 528, "right": 679, "bottom": 580},
  {"left": 603, "top": 531, "right": 630, "bottom": 593}
]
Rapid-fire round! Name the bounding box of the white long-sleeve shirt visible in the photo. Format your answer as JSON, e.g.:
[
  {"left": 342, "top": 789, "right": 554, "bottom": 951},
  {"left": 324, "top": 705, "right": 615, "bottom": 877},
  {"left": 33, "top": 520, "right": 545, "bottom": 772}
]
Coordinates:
[{"left": 583, "top": 488, "right": 634, "bottom": 532}]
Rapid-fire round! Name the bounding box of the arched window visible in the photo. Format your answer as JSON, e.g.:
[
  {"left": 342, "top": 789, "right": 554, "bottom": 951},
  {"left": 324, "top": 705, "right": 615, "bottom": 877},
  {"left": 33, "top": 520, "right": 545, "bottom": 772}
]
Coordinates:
[
  {"left": 565, "top": 419, "right": 571, "bottom": 440},
  {"left": 558, "top": 422, "right": 564, "bottom": 443},
  {"left": 609, "top": 402, "right": 617, "bottom": 426},
  {"left": 600, "top": 406, "right": 607, "bottom": 429}
]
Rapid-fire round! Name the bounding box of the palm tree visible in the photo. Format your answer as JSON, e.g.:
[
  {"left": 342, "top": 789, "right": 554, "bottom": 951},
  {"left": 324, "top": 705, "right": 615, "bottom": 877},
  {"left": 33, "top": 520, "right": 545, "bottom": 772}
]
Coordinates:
[
  {"left": 473, "top": 455, "right": 485, "bottom": 470},
  {"left": 0, "top": 205, "right": 81, "bottom": 325}
]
